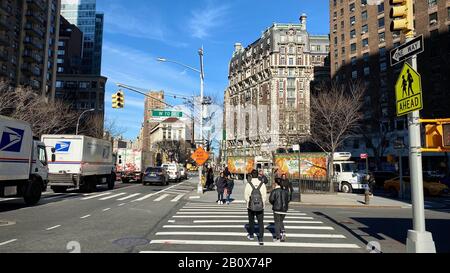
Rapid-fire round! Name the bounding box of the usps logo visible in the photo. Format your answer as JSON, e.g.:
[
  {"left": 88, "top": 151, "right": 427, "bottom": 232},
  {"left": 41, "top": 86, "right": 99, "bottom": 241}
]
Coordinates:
[
  {"left": 55, "top": 141, "right": 71, "bottom": 153},
  {"left": 0, "top": 127, "right": 25, "bottom": 152}
]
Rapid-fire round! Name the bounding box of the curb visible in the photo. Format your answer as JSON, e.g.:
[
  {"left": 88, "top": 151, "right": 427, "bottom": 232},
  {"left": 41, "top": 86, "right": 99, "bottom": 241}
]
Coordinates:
[{"left": 289, "top": 202, "right": 406, "bottom": 209}]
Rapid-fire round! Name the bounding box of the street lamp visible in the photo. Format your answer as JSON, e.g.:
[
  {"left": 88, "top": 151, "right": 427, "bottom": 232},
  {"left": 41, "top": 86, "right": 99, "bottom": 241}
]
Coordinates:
[
  {"left": 157, "top": 48, "right": 205, "bottom": 193},
  {"left": 76, "top": 109, "right": 95, "bottom": 135}
]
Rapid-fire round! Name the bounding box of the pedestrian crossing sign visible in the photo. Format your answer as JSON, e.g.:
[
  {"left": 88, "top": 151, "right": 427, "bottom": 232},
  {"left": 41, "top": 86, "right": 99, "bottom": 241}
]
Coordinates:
[{"left": 395, "top": 62, "right": 423, "bottom": 117}]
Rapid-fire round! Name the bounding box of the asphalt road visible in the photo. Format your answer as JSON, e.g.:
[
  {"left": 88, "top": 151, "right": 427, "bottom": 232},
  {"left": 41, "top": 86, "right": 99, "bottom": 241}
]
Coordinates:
[
  {"left": 1, "top": 176, "right": 449, "bottom": 253},
  {"left": 0, "top": 177, "right": 199, "bottom": 253}
]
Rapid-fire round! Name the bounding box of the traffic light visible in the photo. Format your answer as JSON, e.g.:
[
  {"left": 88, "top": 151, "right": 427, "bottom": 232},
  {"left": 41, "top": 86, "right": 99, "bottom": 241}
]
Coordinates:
[
  {"left": 443, "top": 124, "right": 450, "bottom": 148},
  {"left": 390, "top": 0, "right": 414, "bottom": 36},
  {"left": 425, "top": 124, "right": 443, "bottom": 148},
  {"left": 112, "top": 90, "right": 124, "bottom": 109}
]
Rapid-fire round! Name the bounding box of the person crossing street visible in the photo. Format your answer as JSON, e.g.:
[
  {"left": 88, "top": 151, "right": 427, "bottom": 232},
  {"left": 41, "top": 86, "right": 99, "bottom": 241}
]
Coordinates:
[
  {"left": 244, "top": 169, "right": 267, "bottom": 246},
  {"left": 269, "top": 178, "right": 290, "bottom": 242}
]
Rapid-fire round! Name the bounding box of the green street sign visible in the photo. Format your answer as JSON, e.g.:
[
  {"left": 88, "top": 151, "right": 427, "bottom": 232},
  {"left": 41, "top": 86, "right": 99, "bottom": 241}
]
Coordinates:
[{"left": 151, "top": 110, "right": 183, "bottom": 118}]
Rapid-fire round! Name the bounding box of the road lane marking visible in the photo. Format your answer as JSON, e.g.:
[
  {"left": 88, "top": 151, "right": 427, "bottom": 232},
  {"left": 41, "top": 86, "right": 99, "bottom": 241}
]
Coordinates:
[
  {"left": 99, "top": 193, "right": 127, "bottom": 200},
  {"left": 132, "top": 182, "right": 189, "bottom": 202},
  {"left": 102, "top": 208, "right": 111, "bottom": 212},
  {"left": 192, "top": 220, "right": 323, "bottom": 224},
  {"left": 189, "top": 196, "right": 200, "bottom": 199},
  {"left": 117, "top": 193, "right": 141, "bottom": 201},
  {"left": 140, "top": 251, "right": 228, "bottom": 253},
  {"left": 0, "top": 239, "right": 17, "bottom": 246},
  {"left": 156, "top": 232, "right": 345, "bottom": 239},
  {"left": 81, "top": 192, "right": 111, "bottom": 200},
  {"left": 176, "top": 212, "right": 307, "bottom": 216},
  {"left": 171, "top": 194, "right": 185, "bottom": 202},
  {"left": 46, "top": 225, "right": 61, "bottom": 231},
  {"left": 165, "top": 189, "right": 190, "bottom": 193},
  {"left": 149, "top": 239, "right": 359, "bottom": 249},
  {"left": 163, "top": 225, "right": 334, "bottom": 230},
  {"left": 168, "top": 220, "right": 176, "bottom": 223},
  {"left": 80, "top": 215, "right": 91, "bottom": 219},
  {"left": 154, "top": 194, "right": 169, "bottom": 202},
  {"left": 179, "top": 209, "right": 297, "bottom": 212},
  {"left": 172, "top": 215, "right": 313, "bottom": 219},
  {"left": 118, "top": 203, "right": 126, "bottom": 206}
]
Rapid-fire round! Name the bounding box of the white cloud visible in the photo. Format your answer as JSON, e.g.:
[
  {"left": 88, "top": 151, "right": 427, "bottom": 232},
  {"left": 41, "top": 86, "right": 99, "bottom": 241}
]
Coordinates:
[{"left": 188, "top": 2, "right": 231, "bottom": 39}]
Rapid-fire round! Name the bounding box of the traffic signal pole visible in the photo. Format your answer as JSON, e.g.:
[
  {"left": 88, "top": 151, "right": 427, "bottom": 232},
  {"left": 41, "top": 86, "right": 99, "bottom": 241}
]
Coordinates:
[
  {"left": 198, "top": 47, "right": 205, "bottom": 194},
  {"left": 390, "top": 0, "right": 435, "bottom": 252}
]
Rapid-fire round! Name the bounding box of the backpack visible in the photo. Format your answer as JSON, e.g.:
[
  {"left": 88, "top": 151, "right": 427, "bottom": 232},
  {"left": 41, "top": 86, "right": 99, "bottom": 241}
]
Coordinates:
[{"left": 249, "top": 181, "right": 264, "bottom": 212}]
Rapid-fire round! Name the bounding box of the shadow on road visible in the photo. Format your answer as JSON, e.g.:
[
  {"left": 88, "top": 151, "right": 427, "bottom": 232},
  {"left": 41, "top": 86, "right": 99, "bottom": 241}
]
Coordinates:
[{"left": 314, "top": 211, "right": 450, "bottom": 253}]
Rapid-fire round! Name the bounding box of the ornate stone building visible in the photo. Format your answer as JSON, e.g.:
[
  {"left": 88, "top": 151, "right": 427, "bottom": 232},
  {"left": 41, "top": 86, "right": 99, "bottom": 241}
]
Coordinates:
[{"left": 224, "top": 14, "right": 329, "bottom": 159}]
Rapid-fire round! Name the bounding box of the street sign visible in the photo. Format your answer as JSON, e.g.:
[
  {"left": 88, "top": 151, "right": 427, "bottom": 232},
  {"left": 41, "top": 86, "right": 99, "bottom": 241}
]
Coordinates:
[
  {"left": 395, "top": 62, "right": 423, "bottom": 117},
  {"left": 151, "top": 110, "right": 183, "bottom": 118},
  {"left": 292, "top": 145, "right": 300, "bottom": 152},
  {"left": 390, "top": 35, "right": 424, "bottom": 66},
  {"left": 360, "top": 153, "right": 368, "bottom": 159},
  {"left": 191, "top": 147, "right": 209, "bottom": 166}
]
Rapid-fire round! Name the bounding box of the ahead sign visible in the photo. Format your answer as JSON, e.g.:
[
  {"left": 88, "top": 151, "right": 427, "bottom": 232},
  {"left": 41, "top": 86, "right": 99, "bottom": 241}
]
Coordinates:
[
  {"left": 390, "top": 35, "right": 424, "bottom": 66},
  {"left": 395, "top": 62, "right": 423, "bottom": 116}
]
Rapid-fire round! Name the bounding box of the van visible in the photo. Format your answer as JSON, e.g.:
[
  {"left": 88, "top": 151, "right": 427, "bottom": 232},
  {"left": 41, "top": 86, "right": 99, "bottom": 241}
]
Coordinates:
[{"left": 161, "top": 163, "right": 181, "bottom": 182}]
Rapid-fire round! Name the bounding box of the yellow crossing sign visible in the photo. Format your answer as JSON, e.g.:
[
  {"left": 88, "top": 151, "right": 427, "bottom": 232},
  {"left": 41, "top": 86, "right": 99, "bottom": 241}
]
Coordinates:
[{"left": 395, "top": 62, "right": 423, "bottom": 116}]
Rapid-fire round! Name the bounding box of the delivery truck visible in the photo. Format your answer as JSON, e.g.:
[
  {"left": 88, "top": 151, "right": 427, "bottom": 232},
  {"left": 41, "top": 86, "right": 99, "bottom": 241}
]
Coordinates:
[
  {"left": 42, "top": 135, "right": 115, "bottom": 193},
  {"left": 0, "top": 115, "right": 48, "bottom": 205},
  {"left": 116, "top": 148, "right": 152, "bottom": 183}
]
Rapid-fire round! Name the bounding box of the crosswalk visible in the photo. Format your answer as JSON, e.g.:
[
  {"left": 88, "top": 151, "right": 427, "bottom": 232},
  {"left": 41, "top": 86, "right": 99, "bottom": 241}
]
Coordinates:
[
  {"left": 0, "top": 183, "right": 196, "bottom": 205},
  {"left": 140, "top": 202, "right": 364, "bottom": 253}
]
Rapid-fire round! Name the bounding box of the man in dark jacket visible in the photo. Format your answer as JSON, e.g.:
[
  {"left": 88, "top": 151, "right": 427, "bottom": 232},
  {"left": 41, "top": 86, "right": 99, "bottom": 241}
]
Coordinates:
[
  {"left": 215, "top": 172, "right": 227, "bottom": 204},
  {"left": 269, "top": 179, "right": 290, "bottom": 242},
  {"left": 258, "top": 170, "right": 269, "bottom": 185},
  {"left": 280, "top": 173, "right": 294, "bottom": 201}
]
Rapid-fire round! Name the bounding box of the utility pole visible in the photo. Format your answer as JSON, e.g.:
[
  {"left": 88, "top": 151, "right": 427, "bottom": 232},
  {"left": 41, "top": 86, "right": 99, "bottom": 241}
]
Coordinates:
[
  {"left": 198, "top": 47, "right": 205, "bottom": 194},
  {"left": 390, "top": 0, "right": 435, "bottom": 253}
]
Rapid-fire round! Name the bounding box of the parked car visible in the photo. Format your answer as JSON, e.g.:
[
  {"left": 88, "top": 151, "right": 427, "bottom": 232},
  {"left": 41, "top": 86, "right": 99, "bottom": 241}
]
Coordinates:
[
  {"left": 179, "top": 166, "right": 188, "bottom": 180},
  {"left": 384, "top": 176, "right": 449, "bottom": 197},
  {"left": 142, "top": 167, "right": 169, "bottom": 186},
  {"left": 161, "top": 163, "right": 181, "bottom": 182},
  {"left": 372, "top": 171, "right": 398, "bottom": 189}
]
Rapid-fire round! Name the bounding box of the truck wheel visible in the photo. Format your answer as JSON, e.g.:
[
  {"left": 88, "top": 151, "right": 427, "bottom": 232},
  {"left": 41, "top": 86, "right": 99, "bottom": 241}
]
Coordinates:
[
  {"left": 24, "top": 177, "right": 42, "bottom": 206},
  {"left": 122, "top": 178, "right": 129, "bottom": 184},
  {"left": 52, "top": 186, "right": 68, "bottom": 193},
  {"left": 107, "top": 173, "right": 115, "bottom": 190},
  {"left": 341, "top": 183, "right": 353, "bottom": 193}
]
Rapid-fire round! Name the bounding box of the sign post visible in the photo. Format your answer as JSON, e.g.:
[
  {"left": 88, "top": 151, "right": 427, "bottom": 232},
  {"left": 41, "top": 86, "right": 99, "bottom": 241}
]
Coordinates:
[
  {"left": 191, "top": 147, "right": 210, "bottom": 194},
  {"left": 394, "top": 140, "right": 405, "bottom": 199},
  {"left": 360, "top": 153, "right": 369, "bottom": 175}
]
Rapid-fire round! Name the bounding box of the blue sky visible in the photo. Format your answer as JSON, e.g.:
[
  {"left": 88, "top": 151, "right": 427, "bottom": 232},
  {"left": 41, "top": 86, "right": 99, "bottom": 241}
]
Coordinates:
[{"left": 97, "top": 0, "right": 330, "bottom": 140}]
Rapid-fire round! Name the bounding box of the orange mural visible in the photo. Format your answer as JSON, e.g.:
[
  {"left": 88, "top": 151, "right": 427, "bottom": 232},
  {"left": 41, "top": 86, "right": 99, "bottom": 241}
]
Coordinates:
[
  {"left": 275, "top": 153, "right": 327, "bottom": 178},
  {"left": 227, "top": 157, "right": 255, "bottom": 174}
]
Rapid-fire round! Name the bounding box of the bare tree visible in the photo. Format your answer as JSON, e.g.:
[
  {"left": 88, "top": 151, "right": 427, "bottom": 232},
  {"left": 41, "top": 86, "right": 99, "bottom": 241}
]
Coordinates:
[
  {"left": 153, "top": 140, "right": 189, "bottom": 163},
  {"left": 0, "top": 83, "right": 78, "bottom": 138},
  {"left": 77, "top": 114, "right": 104, "bottom": 139},
  {"left": 309, "top": 81, "right": 365, "bottom": 190}
]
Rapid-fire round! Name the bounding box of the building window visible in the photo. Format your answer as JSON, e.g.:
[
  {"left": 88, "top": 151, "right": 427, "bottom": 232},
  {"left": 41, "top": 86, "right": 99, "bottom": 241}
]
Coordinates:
[
  {"left": 379, "top": 47, "right": 386, "bottom": 59},
  {"left": 429, "top": 12, "right": 438, "bottom": 25},
  {"left": 362, "top": 24, "right": 368, "bottom": 34},
  {"left": 288, "top": 58, "right": 294, "bottom": 65},
  {"left": 361, "top": 0, "right": 367, "bottom": 6},
  {"left": 57, "top": 67, "right": 64, "bottom": 73},
  {"left": 349, "top": 3, "right": 355, "bottom": 12},
  {"left": 362, "top": 10, "right": 368, "bottom": 21},
  {"left": 350, "top": 29, "right": 356, "bottom": 38},
  {"left": 378, "top": 2, "right": 384, "bottom": 14},
  {"left": 350, "top": 16, "right": 356, "bottom": 26},
  {"left": 379, "top": 32, "right": 385, "bottom": 43},
  {"left": 362, "top": 38, "right": 369, "bottom": 47},
  {"left": 342, "top": 47, "right": 345, "bottom": 54},
  {"left": 340, "top": 8, "right": 344, "bottom": 16},
  {"left": 334, "top": 36, "right": 338, "bottom": 45},
  {"left": 56, "top": 81, "right": 63, "bottom": 88},
  {"left": 351, "top": 56, "right": 357, "bottom": 66},
  {"left": 378, "top": 17, "right": 385, "bottom": 28},
  {"left": 363, "top": 52, "right": 369, "bottom": 63},
  {"left": 352, "top": 70, "right": 357, "bottom": 79},
  {"left": 351, "top": 43, "right": 356, "bottom": 53},
  {"left": 280, "top": 47, "right": 286, "bottom": 54},
  {"left": 341, "top": 34, "right": 345, "bottom": 42},
  {"left": 280, "top": 57, "right": 286, "bottom": 65},
  {"left": 428, "top": 0, "right": 437, "bottom": 8},
  {"left": 341, "top": 20, "right": 344, "bottom": 29}
]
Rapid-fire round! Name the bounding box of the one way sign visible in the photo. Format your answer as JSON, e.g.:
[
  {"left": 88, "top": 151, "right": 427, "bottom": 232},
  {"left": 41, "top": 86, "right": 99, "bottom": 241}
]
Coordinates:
[{"left": 390, "top": 35, "right": 424, "bottom": 66}]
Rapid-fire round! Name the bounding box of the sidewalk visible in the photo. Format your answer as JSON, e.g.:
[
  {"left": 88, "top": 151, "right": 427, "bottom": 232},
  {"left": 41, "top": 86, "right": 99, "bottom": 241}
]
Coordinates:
[{"left": 190, "top": 178, "right": 419, "bottom": 209}]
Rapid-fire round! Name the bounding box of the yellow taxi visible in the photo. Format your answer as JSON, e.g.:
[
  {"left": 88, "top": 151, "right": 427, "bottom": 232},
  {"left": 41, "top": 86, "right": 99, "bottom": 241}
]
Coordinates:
[{"left": 384, "top": 176, "right": 449, "bottom": 197}]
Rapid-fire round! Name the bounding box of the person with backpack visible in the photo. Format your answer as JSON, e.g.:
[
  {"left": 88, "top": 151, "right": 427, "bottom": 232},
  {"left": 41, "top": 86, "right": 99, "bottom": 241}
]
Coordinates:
[
  {"left": 280, "top": 173, "right": 294, "bottom": 201},
  {"left": 269, "top": 178, "right": 290, "bottom": 242},
  {"left": 244, "top": 169, "right": 267, "bottom": 246},
  {"left": 225, "top": 175, "right": 234, "bottom": 205}
]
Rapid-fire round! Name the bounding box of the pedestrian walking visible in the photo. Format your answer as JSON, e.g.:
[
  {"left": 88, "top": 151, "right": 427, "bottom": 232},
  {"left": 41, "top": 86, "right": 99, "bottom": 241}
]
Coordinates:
[
  {"left": 215, "top": 171, "right": 227, "bottom": 204},
  {"left": 258, "top": 169, "right": 269, "bottom": 185},
  {"left": 225, "top": 175, "right": 234, "bottom": 205},
  {"left": 280, "top": 173, "right": 294, "bottom": 201},
  {"left": 206, "top": 167, "right": 215, "bottom": 191},
  {"left": 269, "top": 178, "right": 290, "bottom": 242},
  {"left": 244, "top": 169, "right": 267, "bottom": 246},
  {"left": 224, "top": 166, "right": 231, "bottom": 178}
]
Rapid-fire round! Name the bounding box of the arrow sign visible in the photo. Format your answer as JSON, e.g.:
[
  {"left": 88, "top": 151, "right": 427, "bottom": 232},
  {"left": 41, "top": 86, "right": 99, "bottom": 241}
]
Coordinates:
[{"left": 390, "top": 35, "right": 424, "bottom": 67}]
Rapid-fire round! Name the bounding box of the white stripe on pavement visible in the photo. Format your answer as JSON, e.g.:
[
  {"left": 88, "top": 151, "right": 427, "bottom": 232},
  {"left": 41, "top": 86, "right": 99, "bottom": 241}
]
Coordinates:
[
  {"left": 46, "top": 225, "right": 61, "bottom": 231},
  {"left": 150, "top": 239, "right": 359, "bottom": 249},
  {"left": 172, "top": 216, "right": 313, "bottom": 219},
  {"left": 189, "top": 196, "right": 200, "bottom": 199},
  {"left": 166, "top": 189, "right": 190, "bottom": 193},
  {"left": 179, "top": 208, "right": 297, "bottom": 212},
  {"left": 163, "top": 225, "right": 334, "bottom": 230},
  {"left": 117, "top": 193, "right": 141, "bottom": 201},
  {"left": 0, "top": 239, "right": 17, "bottom": 246},
  {"left": 171, "top": 194, "right": 185, "bottom": 202},
  {"left": 192, "top": 220, "right": 323, "bottom": 224},
  {"left": 102, "top": 208, "right": 111, "bottom": 212},
  {"left": 81, "top": 192, "right": 111, "bottom": 200},
  {"left": 133, "top": 193, "right": 157, "bottom": 202},
  {"left": 140, "top": 251, "right": 229, "bottom": 253},
  {"left": 99, "top": 193, "right": 127, "bottom": 200},
  {"left": 156, "top": 232, "right": 345, "bottom": 239},
  {"left": 176, "top": 212, "right": 307, "bottom": 216},
  {"left": 80, "top": 215, "right": 91, "bottom": 219},
  {"left": 154, "top": 194, "right": 169, "bottom": 202}
]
